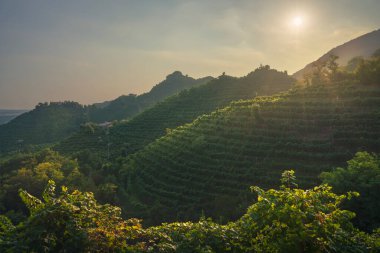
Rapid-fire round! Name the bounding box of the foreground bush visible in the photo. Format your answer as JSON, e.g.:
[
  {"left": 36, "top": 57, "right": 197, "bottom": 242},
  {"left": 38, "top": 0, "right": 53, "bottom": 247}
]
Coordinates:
[
  {"left": 321, "top": 151, "right": 380, "bottom": 231},
  {"left": 0, "top": 180, "right": 141, "bottom": 252},
  {"left": 1, "top": 171, "right": 379, "bottom": 252}
]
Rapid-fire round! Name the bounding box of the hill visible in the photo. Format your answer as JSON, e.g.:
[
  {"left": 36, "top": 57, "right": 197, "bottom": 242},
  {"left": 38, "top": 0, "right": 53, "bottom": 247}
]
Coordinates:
[
  {"left": 55, "top": 67, "right": 295, "bottom": 158},
  {"left": 119, "top": 81, "right": 380, "bottom": 225},
  {"left": 0, "top": 110, "right": 29, "bottom": 125},
  {"left": 0, "top": 102, "right": 85, "bottom": 153},
  {"left": 0, "top": 72, "right": 210, "bottom": 154},
  {"left": 87, "top": 71, "right": 213, "bottom": 122},
  {"left": 293, "top": 29, "right": 380, "bottom": 80}
]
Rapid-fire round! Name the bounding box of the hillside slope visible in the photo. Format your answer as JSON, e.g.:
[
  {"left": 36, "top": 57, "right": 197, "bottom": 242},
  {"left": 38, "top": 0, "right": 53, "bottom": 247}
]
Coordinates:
[
  {"left": 293, "top": 29, "right": 380, "bottom": 79},
  {"left": 0, "top": 102, "right": 85, "bottom": 153},
  {"left": 87, "top": 71, "right": 213, "bottom": 122},
  {"left": 120, "top": 81, "right": 380, "bottom": 225},
  {"left": 56, "top": 67, "right": 294, "bottom": 158},
  {"left": 0, "top": 110, "right": 29, "bottom": 125},
  {"left": 0, "top": 72, "right": 210, "bottom": 154}
]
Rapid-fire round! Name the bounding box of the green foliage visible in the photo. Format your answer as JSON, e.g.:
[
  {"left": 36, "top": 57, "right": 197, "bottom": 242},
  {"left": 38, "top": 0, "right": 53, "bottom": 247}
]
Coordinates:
[
  {"left": 0, "top": 215, "right": 14, "bottom": 237},
  {"left": 346, "top": 56, "right": 364, "bottom": 72},
  {"left": 88, "top": 72, "right": 213, "bottom": 123},
  {"left": 1, "top": 172, "right": 379, "bottom": 252},
  {"left": 0, "top": 101, "right": 86, "bottom": 154},
  {"left": 0, "top": 74, "right": 212, "bottom": 155},
  {"left": 305, "top": 54, "right": 344, "bottom": 85},
  {"left": 121, "top": 81, "right": 380, "bottom": 225},
  {"left": 355, "top": 55, "right": 380, "bottom": 85},
  {"left": 0, "top": 180, "right": 141, "bottom": 252},
  {"left": 132, "top": 172, "right": 378, "bottom": 252},
  {"left": 280, "top": 170, "right": 298, "bottom": 189},
  {"left": 0, "top": 149, "right": 91, "bottom": 222},
  {"left": 237, "top": 182, "right": 372, "bottom": 253},
  {"left": 56, "top": 67, "right": 294, "bottom": 161},
  {"left": 326, "top": 54, "right": 339, "bottom": 81},
  {"left": 134, "top": 218, "right": 239, "bottom": 252},
  {"left": 321, "top": 152, "right": 380, "bottom": 231}
]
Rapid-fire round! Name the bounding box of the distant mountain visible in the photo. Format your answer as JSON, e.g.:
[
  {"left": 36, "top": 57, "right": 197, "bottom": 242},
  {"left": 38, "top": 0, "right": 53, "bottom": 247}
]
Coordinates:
[
  {"left": 0, "top": 72, "right": 212, "bottom": 154},
  {"left": 56, "top": 66, "right": 295, "bottom": 158},
  {"left": 87, "top": 71, "right": 213, "bottom": 122},
  {"left": 0, "top": 109, "right": 29, "bottom": 125},
  {"left": 293, "top": 29, "right": 380, "bottom": 80}
]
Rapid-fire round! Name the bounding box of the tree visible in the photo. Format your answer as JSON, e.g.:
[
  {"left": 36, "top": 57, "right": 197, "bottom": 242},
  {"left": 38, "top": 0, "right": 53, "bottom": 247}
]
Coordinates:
[
  {"left": 311, "top": 61, "right": 327, "bottom": 85},
  {"left": 280, "top": 169, "right": 298, "bottom": 189},
  {"left": 346, "top": 56, "right": 364, "bottom": 72},
  {"left": 326, "top": 54, "right": 339, "bottom": 81},
  {"left": 237, "top": 171, "right": 373, "bottom": 253},
  {"left": 320, "top": 152, "right": 380, "bottom": 231},
  {"left": 372, "top": 48, "right": 380, "bottom": 58},
  {"left": 356, "top": 56, "right": 380, "bottom": 85}
]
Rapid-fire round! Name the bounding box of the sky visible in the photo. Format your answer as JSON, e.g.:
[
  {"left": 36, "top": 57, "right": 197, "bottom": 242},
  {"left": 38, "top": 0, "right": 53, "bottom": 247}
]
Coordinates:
[{"left": 0, "top": 0, "right": 379, "bottom": 109}]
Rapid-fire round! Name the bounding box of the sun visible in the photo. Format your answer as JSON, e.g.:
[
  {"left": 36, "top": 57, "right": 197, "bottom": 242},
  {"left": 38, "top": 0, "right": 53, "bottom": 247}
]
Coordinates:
[{"left": 292, "top": 16, "right": 303, "bottom": 27}]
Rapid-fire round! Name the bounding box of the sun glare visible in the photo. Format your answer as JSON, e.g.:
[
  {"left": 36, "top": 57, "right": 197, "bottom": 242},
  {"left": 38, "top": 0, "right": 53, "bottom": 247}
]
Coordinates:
[{"left": 292, "top": 16, "right": 303, "bottom": 27}]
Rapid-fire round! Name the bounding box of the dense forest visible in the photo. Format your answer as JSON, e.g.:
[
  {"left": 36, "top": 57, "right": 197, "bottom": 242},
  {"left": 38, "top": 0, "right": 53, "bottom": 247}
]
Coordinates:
[{"left": 0, "top": 52, "right": 380, "bottom": 252}]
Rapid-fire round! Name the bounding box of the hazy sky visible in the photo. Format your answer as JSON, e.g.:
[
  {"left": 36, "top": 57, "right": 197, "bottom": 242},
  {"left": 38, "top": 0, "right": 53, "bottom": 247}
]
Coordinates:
[{"left": 1, "top": 0, "right": 379, "bottom": 109}]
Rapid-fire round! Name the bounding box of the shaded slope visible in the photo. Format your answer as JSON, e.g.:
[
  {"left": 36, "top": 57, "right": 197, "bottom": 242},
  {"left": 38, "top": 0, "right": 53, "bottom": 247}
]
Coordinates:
[
  {"left": 0, "top": 102, "right": 86, "bottom": 153},
  {"left": 87, "top": 71, "right": 213, "bottom": 122},
  {"left": 56, "top": 67, "right": 294, "bottom": 158},
  {"left": 121, "top": 82, "right": 380, "bottom": 224},
  {"left": 293, "top": 29, "right": 380, "bottom": 79},
  {"left": 0, "top": 72, "right": 211, "bottom": 154},
  {"left": 0, "top": 109, "right": 29, "bottom": 125}
]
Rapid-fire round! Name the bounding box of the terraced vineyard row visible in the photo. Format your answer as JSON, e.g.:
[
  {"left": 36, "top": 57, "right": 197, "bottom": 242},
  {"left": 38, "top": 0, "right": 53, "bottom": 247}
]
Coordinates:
[
  {"left": 56, "top": 68, "right": 294, "bottom": 159},
  {"left": 121, "top": 82, "right": 380, "bottom": 225}
]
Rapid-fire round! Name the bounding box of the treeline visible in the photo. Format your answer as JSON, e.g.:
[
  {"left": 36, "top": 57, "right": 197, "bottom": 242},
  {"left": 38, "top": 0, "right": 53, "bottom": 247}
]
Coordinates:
[{"left": 303, "top": 49, "right": 380, "bottom": 86}]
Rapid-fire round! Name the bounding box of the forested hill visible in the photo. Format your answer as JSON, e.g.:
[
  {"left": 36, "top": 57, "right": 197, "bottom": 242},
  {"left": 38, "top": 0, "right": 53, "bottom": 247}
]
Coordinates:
[
  {"left": 0, "top": 110, "right": 29, "bottom": 125},
  {"left": 87, "top": 71, "right": 213, "bottom": 122},
  {"left": 0, "top": 72, "right": 211, "bottom": 154},
  {"left": 55, "top": 67, "right": 294, "bottom": 158},
  {"left": 120, "top": 81, "right": 380, "bottom": 225},
  {"left": 0, "top": 102, "right": 86, "bottom": 153}
]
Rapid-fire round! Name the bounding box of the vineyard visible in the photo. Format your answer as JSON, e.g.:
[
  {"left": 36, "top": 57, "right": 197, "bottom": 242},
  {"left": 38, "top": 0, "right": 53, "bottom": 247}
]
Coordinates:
[
  {"left": 55, "top": 67, "right": 294, "bottom": 159},
  {"left": 87, "top": 72, "right": 213, "bottom": 123},
  {"left": 120, "top": 81, "right": 380, "bottom": 224}
]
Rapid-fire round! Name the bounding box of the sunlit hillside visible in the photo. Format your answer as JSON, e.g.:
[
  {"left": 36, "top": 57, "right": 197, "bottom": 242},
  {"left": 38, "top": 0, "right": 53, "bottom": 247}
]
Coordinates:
[
  {"left": 120, "top": 81, "right": 380, "bottom": 224},
  {"left": 56, "top": 67, "right": 294, "bottom": 158}
]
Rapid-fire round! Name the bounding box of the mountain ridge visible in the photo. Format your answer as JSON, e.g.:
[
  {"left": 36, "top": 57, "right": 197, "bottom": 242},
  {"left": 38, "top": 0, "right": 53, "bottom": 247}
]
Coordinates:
[
  {"left": 293, "top": 29, "right": 380, "bottom": 79},
  {"left": 0, "top": 72, "right": 212, "bottom": 154},
  {"left": 55, "top": 67, "right": 294, "bottom": 159}
]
